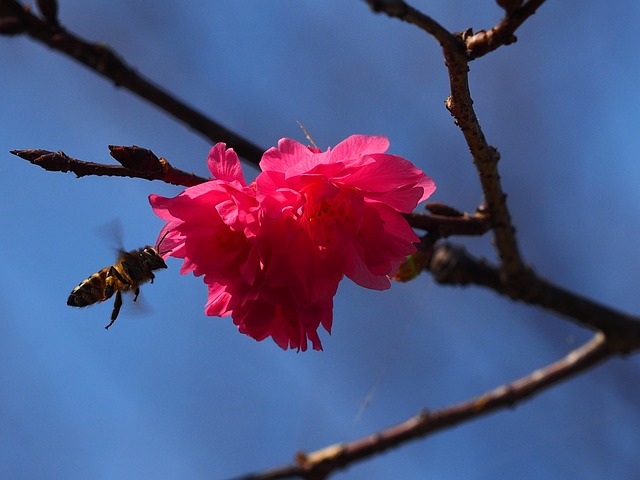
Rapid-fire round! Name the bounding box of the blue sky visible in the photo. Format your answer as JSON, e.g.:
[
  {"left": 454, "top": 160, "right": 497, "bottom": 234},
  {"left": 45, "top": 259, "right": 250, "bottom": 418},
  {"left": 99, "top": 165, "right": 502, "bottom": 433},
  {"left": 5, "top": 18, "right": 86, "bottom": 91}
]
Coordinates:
[{"left": 2, "top": 1, "right": 640, "bottom": 479}]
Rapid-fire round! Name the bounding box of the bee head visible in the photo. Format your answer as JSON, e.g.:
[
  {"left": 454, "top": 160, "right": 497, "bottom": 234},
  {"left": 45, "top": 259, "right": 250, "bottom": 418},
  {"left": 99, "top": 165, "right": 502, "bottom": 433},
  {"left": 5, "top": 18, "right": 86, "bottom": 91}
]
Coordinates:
[{"left": 141, "top": 247, "right": 168, "bottom": 271}]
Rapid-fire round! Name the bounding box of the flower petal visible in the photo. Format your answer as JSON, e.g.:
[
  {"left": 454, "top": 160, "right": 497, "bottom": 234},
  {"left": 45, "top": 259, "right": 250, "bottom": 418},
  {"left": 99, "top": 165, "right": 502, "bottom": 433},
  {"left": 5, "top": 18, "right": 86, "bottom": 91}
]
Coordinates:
[{"left": 208, "top": 143, "right": 247, "bottom": 186}]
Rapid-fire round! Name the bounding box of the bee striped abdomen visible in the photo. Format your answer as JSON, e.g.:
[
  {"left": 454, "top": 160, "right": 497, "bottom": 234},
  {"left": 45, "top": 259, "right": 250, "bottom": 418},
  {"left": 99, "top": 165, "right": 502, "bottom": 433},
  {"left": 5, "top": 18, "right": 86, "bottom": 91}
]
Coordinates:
[{"left": 67, "top": 268, "right": 112, "bottom": 307}]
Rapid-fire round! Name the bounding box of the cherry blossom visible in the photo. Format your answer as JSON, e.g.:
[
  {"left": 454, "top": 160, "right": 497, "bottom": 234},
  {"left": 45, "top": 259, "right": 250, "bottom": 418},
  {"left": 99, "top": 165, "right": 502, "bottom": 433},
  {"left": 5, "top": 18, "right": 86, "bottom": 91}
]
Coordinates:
[{"left": 150, "top": 136, "right": 435, "bottom": 351}]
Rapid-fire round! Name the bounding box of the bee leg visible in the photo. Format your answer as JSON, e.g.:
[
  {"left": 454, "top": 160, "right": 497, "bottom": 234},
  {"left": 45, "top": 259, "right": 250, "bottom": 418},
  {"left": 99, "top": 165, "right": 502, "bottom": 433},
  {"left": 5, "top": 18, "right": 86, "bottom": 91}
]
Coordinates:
[
  {"left": 149, "top": 272, "right": 155, "bottom": 284},
  {"left": 105, "top": 266, "right": 126, "bottom": 299},
  {"left": 105, "top": 290, "right": 123, "bottom": 330},
  {"left": 105, "top": 268, "right": 116, "bottom": 299},
  {"left": 133, "top": 287, "right": 140, "bottom": 302}
]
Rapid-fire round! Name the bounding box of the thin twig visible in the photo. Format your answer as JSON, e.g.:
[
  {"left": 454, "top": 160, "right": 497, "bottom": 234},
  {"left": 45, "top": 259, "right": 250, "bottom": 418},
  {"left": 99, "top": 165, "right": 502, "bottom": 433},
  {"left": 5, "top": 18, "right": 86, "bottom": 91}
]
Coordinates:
[
  {"left": 466, "top": 0, "right": 548, "bottom": 59},
  {"left": 405, "top": 206, "right": 491, "bottom": 238},
  {"left": 234, "top": 333, "right": 612, "bottom": 479},
  {"left": 10, "top": 148, "right": 208, "bottom": 187},
  {"left": 0, "top": 0, "right": 263, "bottom": 165}
]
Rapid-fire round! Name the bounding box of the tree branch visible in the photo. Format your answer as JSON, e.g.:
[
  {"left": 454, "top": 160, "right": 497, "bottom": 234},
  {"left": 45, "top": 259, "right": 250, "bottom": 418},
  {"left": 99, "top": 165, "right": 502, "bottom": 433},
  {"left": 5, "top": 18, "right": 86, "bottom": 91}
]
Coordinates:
[
  {"left": 10, "top": 147, "right": 208, "bottom": 187},
  {"left": 0, "top": 0, "right": 264, "bottom": 166},
  {"left": 234, "top": 333, "right": 613, "bottom": 479},
  {"left": 408, "top": 203, "right": 492, "bottom": 238}
]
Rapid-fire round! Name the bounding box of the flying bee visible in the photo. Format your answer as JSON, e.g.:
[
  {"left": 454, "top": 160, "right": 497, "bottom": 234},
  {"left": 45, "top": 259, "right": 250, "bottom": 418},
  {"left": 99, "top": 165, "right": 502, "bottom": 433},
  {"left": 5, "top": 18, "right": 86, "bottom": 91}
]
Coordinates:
[{"left": 67, "top": 239, "right": 168, "bottom": 329}]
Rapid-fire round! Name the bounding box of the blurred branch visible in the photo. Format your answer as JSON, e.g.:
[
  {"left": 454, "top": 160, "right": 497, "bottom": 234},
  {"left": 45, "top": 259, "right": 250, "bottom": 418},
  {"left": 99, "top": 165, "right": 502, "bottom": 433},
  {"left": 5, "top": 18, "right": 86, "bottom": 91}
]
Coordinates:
[
  {"left": 0, "top": 0, "right": 263, "bottom": 166},
  {"left": 429, "top": 243, "right": 640, "bottom": 351},
  {"left": 11, "top": 147, "right": 208, "bottom": 187},
  {"left": 235, "top": 333, "right": 612, "bottom": 479}
]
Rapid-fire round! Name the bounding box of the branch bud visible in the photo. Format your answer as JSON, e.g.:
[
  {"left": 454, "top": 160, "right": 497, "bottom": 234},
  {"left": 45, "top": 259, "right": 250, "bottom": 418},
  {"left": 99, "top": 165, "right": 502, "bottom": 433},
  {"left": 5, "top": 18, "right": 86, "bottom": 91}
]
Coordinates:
[
  {"left": 11, "top": 149, "right": 71, "bottom": 171},
  {"left": 108, "top": 145, "right": 163, "bottom": 173}
]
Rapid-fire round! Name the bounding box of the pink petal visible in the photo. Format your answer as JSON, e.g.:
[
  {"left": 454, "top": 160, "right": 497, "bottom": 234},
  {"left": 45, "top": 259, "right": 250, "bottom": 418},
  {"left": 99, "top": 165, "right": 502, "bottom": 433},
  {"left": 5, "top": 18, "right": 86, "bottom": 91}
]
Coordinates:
[
  {"left": 343, "top": 153, "right": 435, "bottom": 210},
  {"left": 331, "top": 134, "right": 390, "bottom": 160},
  {"left": 260, "top": 138, "right": 313, "bottom": 173},
  {"left": 205, "top": 283, "right": 234, "bottom": 317},
  {"left": 208, "top": 143, "right": 247, "bottom": 186}
]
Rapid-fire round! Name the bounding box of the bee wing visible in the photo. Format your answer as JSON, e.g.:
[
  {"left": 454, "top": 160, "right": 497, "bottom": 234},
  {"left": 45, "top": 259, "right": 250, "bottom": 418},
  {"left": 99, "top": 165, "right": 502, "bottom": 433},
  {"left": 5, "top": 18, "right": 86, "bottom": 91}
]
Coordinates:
[
  {"left": 121, "top": 288, "right": 154, "bottom": 318},
  {"left": 95, "top": 218, "right": 126, "bottom": 254}
]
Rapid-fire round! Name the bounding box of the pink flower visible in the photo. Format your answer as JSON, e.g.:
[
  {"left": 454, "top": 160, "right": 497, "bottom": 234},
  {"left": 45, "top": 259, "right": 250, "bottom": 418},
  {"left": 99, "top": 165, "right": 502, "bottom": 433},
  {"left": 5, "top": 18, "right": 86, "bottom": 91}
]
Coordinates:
[
  {"left": 257, "top": 134, "right": 435, "bottom": 290},
  {"left": 150, "top": 136, "right": 435, "bottom": 352}
]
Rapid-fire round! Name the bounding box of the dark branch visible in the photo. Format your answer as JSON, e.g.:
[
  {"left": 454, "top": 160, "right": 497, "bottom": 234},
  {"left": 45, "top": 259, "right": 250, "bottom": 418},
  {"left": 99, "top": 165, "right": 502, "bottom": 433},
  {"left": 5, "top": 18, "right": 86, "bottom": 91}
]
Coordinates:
[
  {"left": 406, "top": 203, "right": 491, "bottom": 237},
  {"left": 11, "top": 147, "right": 208, "bottom": 187},
  {"left": 235, "top": 334, "right": 613, "bottom": 479},
  {"left": 0, "top": 0, "right": 263, "bottom": 166}
]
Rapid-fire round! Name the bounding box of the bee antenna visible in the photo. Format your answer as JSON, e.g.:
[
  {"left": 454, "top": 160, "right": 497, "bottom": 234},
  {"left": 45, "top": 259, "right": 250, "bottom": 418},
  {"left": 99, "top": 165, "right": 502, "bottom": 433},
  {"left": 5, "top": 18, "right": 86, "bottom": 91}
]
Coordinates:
[{"left": 156, "top": 230, "right": 173, "bottom": 256}]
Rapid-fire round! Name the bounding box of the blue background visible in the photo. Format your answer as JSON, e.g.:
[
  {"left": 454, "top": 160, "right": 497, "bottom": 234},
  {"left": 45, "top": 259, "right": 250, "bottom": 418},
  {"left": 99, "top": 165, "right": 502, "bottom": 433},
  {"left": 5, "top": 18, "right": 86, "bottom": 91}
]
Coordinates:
[{"left": 2, "top": 1, "right": 639, "bottom": 478}]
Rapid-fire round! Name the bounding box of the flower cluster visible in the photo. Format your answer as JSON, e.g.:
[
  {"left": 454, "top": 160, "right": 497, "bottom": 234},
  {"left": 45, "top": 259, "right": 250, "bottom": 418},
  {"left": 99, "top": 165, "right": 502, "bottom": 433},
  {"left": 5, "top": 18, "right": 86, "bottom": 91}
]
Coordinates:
[{"left": 149, "top": 135, "right": 435, "bottom": 351}]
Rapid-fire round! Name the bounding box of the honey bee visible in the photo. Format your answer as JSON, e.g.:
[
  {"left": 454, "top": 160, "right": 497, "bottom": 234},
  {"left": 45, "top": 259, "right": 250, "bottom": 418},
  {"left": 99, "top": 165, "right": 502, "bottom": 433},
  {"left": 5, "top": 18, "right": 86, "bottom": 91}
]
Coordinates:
[{"left": 67, "top": 242, "right": 168, "bottom": 329}]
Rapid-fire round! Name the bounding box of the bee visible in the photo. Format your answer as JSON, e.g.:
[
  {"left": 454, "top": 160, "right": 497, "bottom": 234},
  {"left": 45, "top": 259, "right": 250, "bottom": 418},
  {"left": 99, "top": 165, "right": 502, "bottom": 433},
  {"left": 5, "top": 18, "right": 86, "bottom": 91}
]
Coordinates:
[{"left": 67, "top": 241, "right": 168, "bottom": 329}]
